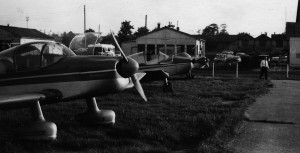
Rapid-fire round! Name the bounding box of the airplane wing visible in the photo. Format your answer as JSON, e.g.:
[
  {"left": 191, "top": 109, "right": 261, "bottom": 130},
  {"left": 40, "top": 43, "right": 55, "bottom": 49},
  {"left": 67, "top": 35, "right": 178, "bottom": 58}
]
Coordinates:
[
  {"left": 0, "top": 90, "right": 62, "bottom": 110},
  {"left": 140, "top": 69, "right": 169, "bottom": 81}
]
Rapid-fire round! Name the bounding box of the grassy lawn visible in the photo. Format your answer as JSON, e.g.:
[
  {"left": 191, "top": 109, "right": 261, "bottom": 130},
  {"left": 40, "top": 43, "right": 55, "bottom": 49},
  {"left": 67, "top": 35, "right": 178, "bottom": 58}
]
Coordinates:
[{"left": 0, "top": 69, "right": 272, "bottom": 153}]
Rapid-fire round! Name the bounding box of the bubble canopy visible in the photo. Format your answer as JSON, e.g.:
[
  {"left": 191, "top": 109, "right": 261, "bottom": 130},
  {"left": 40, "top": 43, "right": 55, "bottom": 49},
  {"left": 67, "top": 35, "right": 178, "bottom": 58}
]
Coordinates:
[{"left": 69, "top": 32, "right": 102, "bottom": 52}]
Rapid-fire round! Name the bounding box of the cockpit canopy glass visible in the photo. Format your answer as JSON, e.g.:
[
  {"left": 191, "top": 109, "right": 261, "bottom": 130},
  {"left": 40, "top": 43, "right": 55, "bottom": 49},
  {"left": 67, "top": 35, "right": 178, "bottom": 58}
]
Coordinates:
[
  {"left": 0, "top": 42, "right": 75, "bottom": 74},
  {"left": 69, "top": 32, "right": 102, "bottom": 55}
]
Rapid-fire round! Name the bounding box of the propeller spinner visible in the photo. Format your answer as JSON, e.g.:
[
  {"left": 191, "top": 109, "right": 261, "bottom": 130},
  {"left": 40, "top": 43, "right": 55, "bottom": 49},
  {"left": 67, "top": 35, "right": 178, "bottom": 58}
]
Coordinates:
[{"left": 111, "top": 32, "right": 147, "bottom": 102}]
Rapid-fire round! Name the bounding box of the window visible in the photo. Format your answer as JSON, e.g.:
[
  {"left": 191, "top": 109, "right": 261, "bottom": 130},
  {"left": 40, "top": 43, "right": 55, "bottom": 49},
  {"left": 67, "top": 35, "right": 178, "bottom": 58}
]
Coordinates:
[
  {"left": 166, "top": 45, "right": 175, "bottom": 56},
  {"left": 260, "top": 40, "right": 266, "bottom": 47},
  {"left": 276, "top": 40, "right": 283, "bottom": 48},
  {"left": 187, "top": 45, "right": 195, "bottom": 56},
  {"left": 176, "top": 45, "right": 184, "bottom": 53},
  {"left": 14, "top": 42, "right": 74, "bottom": 71},
  {"left": 147, "top": 44, "right": 155, "bottom": 55},
  {"left": 137, "top": 44, "right": 145, "bottom": 52},
  {"left": 242, "top": 40, "right": 249, "bottom": 47},
  {"left": 15, "top": 43, "right": 43, "bottom": 72},
  {"left": 41, "top": 43, "right": 71, "bottom": 67},
  {"left": 157, "top": 44, "right": 165, "bottom": 53}
]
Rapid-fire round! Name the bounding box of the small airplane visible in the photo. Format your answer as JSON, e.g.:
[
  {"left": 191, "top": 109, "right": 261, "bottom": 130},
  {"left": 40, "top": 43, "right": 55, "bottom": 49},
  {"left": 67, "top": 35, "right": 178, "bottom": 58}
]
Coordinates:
[
  {"left": 0, "top": 38, "right": 146, "bottom": 140},
  {"left": 70, "top": 32, "right": 209, "bottom": 92},
  {"left": 128, "top": 49, "right": 209, "bottom": 92}
]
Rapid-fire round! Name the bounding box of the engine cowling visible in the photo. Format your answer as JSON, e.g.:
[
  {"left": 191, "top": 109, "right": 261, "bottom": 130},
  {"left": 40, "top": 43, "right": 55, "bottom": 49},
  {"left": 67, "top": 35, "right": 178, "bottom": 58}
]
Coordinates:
[{"left": 116, "top": 57, "right": 139, "bottom": 78}]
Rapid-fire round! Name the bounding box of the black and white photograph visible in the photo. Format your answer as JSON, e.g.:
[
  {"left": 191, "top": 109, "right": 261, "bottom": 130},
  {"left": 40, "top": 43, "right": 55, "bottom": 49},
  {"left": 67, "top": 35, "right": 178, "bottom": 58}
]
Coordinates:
[{"left": 0, "top": 0, "right": 299, "bottom": 152}]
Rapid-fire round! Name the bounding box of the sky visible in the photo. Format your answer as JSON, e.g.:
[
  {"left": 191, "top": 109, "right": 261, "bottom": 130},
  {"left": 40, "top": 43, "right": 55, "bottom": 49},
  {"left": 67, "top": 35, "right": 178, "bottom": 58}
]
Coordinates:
[{"left": 0, "top": 0, "right": 299, "bottom": 37}]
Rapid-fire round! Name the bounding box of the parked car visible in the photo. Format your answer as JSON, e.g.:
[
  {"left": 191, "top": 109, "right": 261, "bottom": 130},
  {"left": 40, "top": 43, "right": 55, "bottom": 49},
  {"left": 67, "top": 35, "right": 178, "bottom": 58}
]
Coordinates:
[
  {"left": 221, "top": 50, "right": 234, "bottom": 54},
  {"left": 279, "top": 55, "right": 288, "bottom": 66},
  {"left": 270, "top": 56, "right": 279, "bottom": 67},
  {"left": 259, "top": 54, "right": 269, "bottom": 60},
  {"left": 214, "top": 53, "right": 227, "bottom": 63},
  {"left": 214, "top": 53, "right": 241, "bottom": 63},
  {"left": 236, "top": 52, "right": 250, "bottom": 57}
]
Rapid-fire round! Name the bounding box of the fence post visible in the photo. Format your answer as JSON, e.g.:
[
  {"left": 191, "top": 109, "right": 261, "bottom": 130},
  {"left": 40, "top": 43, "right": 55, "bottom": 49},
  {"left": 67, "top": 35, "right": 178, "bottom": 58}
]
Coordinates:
[
  {"left": 287, "top": 64, "right": 289, "bottom": 78},
  {"left": 236, "top": 62, "right": 239, "bottom": 79},
  {"left": 212, "top": 62, "right": 215, "bottom": 78}
]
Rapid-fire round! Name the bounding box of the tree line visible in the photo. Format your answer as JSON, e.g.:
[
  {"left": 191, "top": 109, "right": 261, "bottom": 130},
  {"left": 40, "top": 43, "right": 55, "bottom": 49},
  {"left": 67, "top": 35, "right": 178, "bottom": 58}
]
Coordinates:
[{"left": 50, "top": 21, "right": 235, "bottom": 47}]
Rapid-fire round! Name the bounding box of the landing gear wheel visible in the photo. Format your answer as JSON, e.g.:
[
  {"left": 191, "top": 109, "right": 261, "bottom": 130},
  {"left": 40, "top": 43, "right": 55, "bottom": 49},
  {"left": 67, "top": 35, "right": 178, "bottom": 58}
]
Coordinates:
[
  {"left": 75, "top": 109, "right": 115, "bottom": 126},
  {"left": 16, "top": 121, "right": 57, "bottom": 141},
  {"left": 75, "top": 97, "right": 115, "bottom": 126}
]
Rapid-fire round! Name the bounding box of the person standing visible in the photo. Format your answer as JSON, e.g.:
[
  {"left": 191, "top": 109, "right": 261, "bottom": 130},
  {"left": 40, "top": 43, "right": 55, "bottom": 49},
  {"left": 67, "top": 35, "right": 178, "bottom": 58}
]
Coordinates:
[{"left": 260, "top": 57, "right": 269, "bottom": 80}]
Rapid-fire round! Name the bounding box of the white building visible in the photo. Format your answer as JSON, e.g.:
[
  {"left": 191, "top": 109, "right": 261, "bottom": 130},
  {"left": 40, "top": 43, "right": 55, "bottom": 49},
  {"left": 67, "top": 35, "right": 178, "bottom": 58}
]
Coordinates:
[{"left": 122, "top": 27, "right": 205, "bottom": 57}]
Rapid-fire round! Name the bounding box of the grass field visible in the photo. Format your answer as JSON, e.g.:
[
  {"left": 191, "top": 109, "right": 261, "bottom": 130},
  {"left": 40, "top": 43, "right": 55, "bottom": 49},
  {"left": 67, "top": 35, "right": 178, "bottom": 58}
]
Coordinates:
[{"left": 0, "top": 68, "right": 276, "bottom": 153}]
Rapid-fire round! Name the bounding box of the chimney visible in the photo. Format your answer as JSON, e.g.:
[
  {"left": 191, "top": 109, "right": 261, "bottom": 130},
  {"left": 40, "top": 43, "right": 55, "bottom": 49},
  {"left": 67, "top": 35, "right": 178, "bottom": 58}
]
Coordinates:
[
  {"left": 145, "top": 15, "right": 147, "bottom": 29},
  {"left": 177, "top": 27, "right": 180, "bottom": 31},
  {"left": 157, "top": 22, "right": 161, "bottom": 29},
  {"left": 297, "top": 0, "right": 300, "bottom": 22},
  {"left": 7, "top": 24, "right": 9, "bottom": 27}
]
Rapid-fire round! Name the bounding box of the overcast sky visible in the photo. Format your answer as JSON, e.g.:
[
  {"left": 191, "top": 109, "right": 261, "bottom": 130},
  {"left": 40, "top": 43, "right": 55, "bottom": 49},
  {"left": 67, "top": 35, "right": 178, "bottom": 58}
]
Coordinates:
[{"left": 0, "top": 0, "right": 299, "bottom": 37}]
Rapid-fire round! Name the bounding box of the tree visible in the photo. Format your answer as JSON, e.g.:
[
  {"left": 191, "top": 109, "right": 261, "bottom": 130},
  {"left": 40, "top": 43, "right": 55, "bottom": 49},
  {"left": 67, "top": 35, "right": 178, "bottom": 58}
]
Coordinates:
[
  {"left": 85, "top": 28, "right": 95, "bottom": 33},
  {"left": 237, "top": 32, "right": 251, "bottom": 36},
  {"left": 51, "top": 33, "right": 62, "bottom": 42},
  {"left": 61, "top": 31, "right": 75, "bottom": 47},
  {"left": 118, "top": 20, "right": 134, "bottom": 43},
  {"left": 202, "top": 23, "right": 219, "bottom": 35},
  {"left": 219, "top": 24, "right": 229, "bottom": 35},
  {"left": 100, "top": 32, "right": 119, "bottom": 47},
  {"left": 133, "top": 26, "right": 149, "bottom": 38},
  {"left": 197, "top": 29, "right": 202, "bottom": 34}
]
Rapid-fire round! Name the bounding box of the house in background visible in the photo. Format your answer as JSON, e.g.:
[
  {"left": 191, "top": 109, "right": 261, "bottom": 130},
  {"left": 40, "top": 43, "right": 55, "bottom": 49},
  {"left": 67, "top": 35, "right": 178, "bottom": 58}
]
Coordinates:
[
  {"left": 271, "top": 33, "right": 289, "bottom": 55},
  {"left": 197, "top": 34, "right": 254, "bottom": 55},
  {"left": 0, "top": 25, "right": 54, "bottom": 51},
  {"left": 121, "top": 26, "right": 206, "bottom": 57},
  {"left": 196, "top": 33, "right": 287, "bottom": 58},
  {"left": 285, "top": 0, "right": 300, "bottom": 67}
]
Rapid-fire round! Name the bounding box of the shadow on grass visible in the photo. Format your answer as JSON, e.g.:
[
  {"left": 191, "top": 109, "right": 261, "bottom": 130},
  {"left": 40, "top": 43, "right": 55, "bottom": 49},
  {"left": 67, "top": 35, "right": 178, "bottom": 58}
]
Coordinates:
[{"left": 0, "top": 69, "right": 271, "bottom": 153}]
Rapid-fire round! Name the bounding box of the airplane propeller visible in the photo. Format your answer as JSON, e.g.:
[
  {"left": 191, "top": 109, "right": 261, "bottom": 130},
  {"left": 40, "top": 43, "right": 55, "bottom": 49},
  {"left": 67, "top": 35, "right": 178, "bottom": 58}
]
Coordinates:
[{"left": 111, "top": 32, "right": 147, "bottom": 102}]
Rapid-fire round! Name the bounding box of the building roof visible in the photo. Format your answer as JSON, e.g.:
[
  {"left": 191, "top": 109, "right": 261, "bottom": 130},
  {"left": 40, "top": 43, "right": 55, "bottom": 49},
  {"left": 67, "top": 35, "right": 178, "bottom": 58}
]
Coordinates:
[
  {"left": 193, "top": 34, "right": 253, "bottom": 43},
  {"left": 286, "top": 22, "right": 300, "bottom": 37},
  {"left": 255, "top": 34, "right": 271, "bottom": 40},
  {"left": 138, "top": 26, "right": 205, "bottom": 41},
  {"left": 271, "top": 34, "right": 287, "bottom": 40},
  {"left": 0, "top": 25, "right": 54, "bottom": 40}
]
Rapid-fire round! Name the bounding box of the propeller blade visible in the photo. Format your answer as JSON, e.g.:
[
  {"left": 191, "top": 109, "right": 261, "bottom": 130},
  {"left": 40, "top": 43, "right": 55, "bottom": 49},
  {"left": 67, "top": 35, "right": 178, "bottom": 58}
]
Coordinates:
[
  {"left": 111, "top": 31, "right": 128, "bottom": 63},
  {"left": 111, "top": 31, "right": 147, "bottom": 102},
  {"left": 131, "top": 74, "right": 147, "bottom": 102}
]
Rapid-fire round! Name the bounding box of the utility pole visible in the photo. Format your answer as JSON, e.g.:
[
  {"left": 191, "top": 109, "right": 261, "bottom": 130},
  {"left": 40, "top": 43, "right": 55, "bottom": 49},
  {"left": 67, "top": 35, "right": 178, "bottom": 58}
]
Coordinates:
[
  {"left": 84, "top": 5, "right": 86, "bottom": 33},
  {"left": 84, "top": 5, "right": 86, "bottom": 48},
  {"left": 26, "top": 17, "right": 29, "bottom": 28},
  {"left": 145, "top": 15, "right": 147, "bottom": 29}
]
